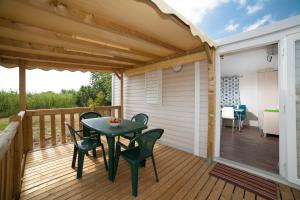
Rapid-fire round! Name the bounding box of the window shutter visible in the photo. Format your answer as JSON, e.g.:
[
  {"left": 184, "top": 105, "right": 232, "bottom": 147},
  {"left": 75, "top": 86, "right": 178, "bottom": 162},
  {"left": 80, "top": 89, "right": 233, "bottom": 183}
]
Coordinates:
[{"left": 145, "top": 70, "right": 162, "bottom": 105}]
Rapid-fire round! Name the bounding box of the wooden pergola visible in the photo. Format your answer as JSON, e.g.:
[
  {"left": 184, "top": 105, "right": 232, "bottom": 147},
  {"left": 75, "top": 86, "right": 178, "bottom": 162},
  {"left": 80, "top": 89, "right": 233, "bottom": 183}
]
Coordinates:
[{"left": 0, "top": 0, "right": 216, "bottom": 161}]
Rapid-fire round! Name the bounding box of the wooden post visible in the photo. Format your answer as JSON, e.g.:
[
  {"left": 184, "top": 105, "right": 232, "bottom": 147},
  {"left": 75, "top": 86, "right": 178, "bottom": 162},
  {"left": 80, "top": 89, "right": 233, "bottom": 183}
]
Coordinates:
[
  {"left": 39, "top": 115, "right": 45, "bottom": 148},
  {"left": 19, "top": 62, "right": 26, "bottom": 111},
  {"left": 207, "top": 49, "right": 216, "bottom": 164},
  {"left": 50, "top": 114, "right": 56, "bottom": 146},
  {"left": 10, "top": 115, "right": 22, "bottom": 199},
  {"left": 120, "top": 72, "right": 124, "bottom": 118},
  {"left": 61, "top": 114, "right": 66, "bottom": 143}
]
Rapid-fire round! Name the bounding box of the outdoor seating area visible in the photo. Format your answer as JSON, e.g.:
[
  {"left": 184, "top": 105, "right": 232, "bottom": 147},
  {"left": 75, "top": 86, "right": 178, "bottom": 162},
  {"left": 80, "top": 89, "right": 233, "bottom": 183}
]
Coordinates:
[
  {"left": 20, "top": 142, "right": 299, "bottom": 200},
  {"left": 1, "top": 0, "right": 300, "bottom": 199}
]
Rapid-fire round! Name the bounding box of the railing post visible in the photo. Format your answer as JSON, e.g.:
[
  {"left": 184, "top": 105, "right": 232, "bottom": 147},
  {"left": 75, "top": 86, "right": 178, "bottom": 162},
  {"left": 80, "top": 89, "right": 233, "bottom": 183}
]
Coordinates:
[
  {"left": 61, "top": 113, "right": 66, "bottom": 143},
  {"left": 9, "top": 114, "right": 23, "bottom": 199},
  {"left": 25, "top": 115, "right": 33, "bottom": 152}
]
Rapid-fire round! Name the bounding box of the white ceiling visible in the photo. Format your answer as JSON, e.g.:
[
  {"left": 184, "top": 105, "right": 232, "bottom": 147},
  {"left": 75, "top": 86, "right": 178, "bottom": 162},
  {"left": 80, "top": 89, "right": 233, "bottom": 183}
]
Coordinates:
[{"left": 221, "top": 45, "right": 278, "bottom": 76}]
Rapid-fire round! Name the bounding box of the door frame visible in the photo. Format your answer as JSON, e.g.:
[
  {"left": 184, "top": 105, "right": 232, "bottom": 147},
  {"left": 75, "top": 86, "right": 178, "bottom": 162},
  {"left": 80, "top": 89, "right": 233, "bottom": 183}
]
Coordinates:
[
  {"left": 285, "top": 32, "right": 300, "bottom": 185},
  {"left": 214, "top": 38, "right": 287, "bottom": 178}
]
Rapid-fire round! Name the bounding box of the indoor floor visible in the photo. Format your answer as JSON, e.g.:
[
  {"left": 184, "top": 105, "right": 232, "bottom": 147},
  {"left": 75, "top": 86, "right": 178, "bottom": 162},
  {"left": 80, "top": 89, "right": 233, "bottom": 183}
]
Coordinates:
[{"left": 221, "top": 126, "right": 279, "bottom": 173}]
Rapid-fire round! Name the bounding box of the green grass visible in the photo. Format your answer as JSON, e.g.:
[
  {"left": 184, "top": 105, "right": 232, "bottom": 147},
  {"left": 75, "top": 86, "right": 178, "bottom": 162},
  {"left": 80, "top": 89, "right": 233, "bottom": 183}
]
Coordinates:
[
  {"left": 0, "top": 90, "right": 77, "bottom": 117},
  {"left": 0, "top": 118, "right": 9, "bottom": 132}
]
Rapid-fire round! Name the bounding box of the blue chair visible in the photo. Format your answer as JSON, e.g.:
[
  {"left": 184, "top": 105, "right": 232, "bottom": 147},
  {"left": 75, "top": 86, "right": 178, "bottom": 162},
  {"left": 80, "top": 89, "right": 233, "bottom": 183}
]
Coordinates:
[{"left": 238, "top": 105, "right": 247, "bottom": 121}]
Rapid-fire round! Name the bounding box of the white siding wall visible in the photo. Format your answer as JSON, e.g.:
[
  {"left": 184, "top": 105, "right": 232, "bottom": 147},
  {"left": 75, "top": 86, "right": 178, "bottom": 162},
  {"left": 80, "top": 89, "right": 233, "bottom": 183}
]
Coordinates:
[{"left": 112, "top": 61, "right": 209, "bottom": 156}]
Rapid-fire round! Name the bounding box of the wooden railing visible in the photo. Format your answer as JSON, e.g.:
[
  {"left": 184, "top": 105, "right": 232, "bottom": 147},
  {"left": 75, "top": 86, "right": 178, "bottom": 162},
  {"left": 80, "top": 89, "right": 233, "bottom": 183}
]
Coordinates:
[
  {"left": 0, "top": 111, "right": 26, "bottom": 200},
  {"left": 25, "top": 106, "right": 121, "bottom": 149}
]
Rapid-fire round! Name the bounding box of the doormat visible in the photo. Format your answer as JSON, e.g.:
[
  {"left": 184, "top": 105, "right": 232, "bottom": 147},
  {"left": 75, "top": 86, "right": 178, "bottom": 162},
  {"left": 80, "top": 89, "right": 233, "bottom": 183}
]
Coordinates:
[{"left": 209, "top": 163, "right": 277, "bottom": 200}]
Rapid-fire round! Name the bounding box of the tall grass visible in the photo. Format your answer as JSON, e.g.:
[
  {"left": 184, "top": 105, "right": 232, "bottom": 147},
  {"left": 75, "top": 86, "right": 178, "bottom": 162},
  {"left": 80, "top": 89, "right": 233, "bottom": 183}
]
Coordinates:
[
  {"left": 0, "top": 90, "right": 77, "bottom": 117},
  {"left": 0, "top": 91, "right": 19, "bottom": 116}
]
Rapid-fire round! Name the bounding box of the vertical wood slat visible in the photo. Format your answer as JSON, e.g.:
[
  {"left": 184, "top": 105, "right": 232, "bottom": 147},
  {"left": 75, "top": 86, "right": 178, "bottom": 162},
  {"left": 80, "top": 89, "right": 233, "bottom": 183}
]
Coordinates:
[
  {"left": 111, "top": 109, "right": 115, "bottom": 118},
  {"left": 61, "top": 114, "right": 66, "bottom": 143},
  {"left": 70, "top": 113, "right": 75, "bottom": 127},
  {"left": 78, "top": 112, "right": 83, "bottom": 131},
  {"left": 50, "top": 114, "right": 56, "bottom": 146},
  {"left": 0, "top": 158, "right": 5, "bottom": 200},
  {"left": 26, "top": 115, "right": 33, "bottom": 151},
  {"left": 39, "top": 115, "right": 45, "bottom": 148}
]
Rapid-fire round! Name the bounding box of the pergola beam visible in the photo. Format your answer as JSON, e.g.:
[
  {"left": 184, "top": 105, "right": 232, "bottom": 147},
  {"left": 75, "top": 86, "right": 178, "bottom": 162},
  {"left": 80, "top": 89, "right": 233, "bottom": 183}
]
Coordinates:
[
  {"left": 0, "top": 37, "right": 146, "bottom": 65},
  {"left": 0, "top": 58, "right": 116, "bottom": 72},
  {"left": 204, "top": 44, "right": 213, "bottom": 64},
  {"left": 0, "top": 18, "right": 160, "bottom": 60},
  {"left": 0, "top": 50, "right": 133, "bottom": 68},
  {"left": 24, "top": 0, "right": 184, "bottom": 53},
  {"left": 125, "top": 51, "right": 207, "bottom": 76}
]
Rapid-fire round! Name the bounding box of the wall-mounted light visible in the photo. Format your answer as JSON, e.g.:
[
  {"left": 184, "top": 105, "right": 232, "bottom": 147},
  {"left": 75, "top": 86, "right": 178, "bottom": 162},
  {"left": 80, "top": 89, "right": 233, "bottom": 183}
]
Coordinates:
[{"left": 172, "top": 64, "right": 183, "bottom": 73}]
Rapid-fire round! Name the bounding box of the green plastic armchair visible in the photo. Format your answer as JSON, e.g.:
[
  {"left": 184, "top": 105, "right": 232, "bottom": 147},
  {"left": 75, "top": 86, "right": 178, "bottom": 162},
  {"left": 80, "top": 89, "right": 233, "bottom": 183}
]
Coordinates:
[
  {"left": 118, "top": 113, "right": 149, "bottom": 149},
  {"left": 115, "top": 128, "right": 164, "bottom": 196},
  {"left": 80, "top": 112, "right": 102, "bottom": 157},
  {"left": 65, "top": 122, "right": 108, "bottom": 179}
]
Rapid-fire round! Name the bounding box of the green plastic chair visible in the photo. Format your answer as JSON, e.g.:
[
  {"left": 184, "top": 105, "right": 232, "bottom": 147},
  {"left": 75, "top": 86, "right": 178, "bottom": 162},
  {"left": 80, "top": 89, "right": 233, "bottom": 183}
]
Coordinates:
[
  {"left": 118, "top": 113, "right": 149, "bottom": 149},
  {"left": 115, "top": 128, "right": 164, "bottom": 196},
  {"left": 80, "top": 112, "right": 102, "bottom": 157},
  {"left": 65, "top": 123, "right": 108, "bottom": 179}
]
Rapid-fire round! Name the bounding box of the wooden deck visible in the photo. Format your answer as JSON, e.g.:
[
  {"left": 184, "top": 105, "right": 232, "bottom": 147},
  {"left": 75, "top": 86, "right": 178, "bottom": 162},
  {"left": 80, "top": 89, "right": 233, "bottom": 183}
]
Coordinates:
[{"left": 21, "top": 143, "right": 300, "bottom": 200}]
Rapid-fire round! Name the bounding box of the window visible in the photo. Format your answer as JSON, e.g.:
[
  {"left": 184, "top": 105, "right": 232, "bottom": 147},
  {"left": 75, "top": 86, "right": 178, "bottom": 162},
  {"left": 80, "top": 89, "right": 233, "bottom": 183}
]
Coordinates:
[{"left": 145, "top": 70, "right": 162, "bottom": 105}]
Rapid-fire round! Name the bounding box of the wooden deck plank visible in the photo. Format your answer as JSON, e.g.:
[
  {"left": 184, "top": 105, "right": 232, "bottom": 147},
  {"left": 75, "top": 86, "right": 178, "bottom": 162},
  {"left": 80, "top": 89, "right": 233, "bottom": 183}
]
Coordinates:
[
  {"left": 182, "top": 164, "right": 215, "bottom": 200},
  {"left": 171, "top": 161, "right": 210, "bottom": 199},
  {"left": 207, "top": 179, "right": 226, "bottom": 200},
  {"left": 292, "top": 188, "right": 300, "bottom": 200},
  {"left": 219, "top": 182, "right": 235, "bottom": 200},
  {"left": 27, "top": 146, "right": 169, "bottom": 200},
  {"left": 244, "top": 191, "right": 255, "bottom": 200},
  {"left": 195, "top": 176, "right": 218, "bottom": 200},
  {"left": 232, "top": 186, "right": 245, "bottom": 200},
  {"left": 52, "top": 146, "right": 174, "bottom": 200},
  {"left": 104, "top": 148, "right": 185, "bottom": 200},
  {"left": 20, "top": 143, "right": 300, "bottom": 200},
  {"left": 279, "top": 184, "right": 295, "bottom": 200}
]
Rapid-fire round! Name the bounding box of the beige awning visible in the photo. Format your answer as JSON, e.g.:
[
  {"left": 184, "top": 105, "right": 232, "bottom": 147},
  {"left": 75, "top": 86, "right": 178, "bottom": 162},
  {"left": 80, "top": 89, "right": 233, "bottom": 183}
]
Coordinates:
[{"left": 0, "top": 0, "right": 216, "bottom": 74}]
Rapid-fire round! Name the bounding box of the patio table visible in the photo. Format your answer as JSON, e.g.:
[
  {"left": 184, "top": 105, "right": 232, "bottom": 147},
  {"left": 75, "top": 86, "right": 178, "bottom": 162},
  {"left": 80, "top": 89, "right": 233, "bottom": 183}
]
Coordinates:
[{"left": 81, "top": 117, "right": 147, "bottom": 181}]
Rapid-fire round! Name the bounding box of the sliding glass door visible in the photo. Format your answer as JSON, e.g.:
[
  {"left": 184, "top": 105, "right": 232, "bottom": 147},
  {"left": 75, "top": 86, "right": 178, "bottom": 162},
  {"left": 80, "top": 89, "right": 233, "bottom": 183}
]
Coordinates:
[{"left": 286, "top": 33, "right": 300, "bottom": 185}]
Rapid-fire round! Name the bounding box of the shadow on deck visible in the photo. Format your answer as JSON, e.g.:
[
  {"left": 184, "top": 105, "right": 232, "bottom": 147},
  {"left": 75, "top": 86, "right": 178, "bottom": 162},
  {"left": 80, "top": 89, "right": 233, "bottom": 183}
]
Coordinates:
[{"left": 21, "top": 143, "right": 300, "bottom": 200}]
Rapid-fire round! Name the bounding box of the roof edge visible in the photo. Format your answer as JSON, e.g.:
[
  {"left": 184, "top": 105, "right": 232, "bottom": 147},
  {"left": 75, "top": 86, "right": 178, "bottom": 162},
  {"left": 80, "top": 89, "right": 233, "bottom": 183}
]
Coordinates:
[
  {"left": 217, "top": 15, "right": 300, "bottom": 47},
  {"left": 149, "top": 0, "right": 217, "bottom": 48}
]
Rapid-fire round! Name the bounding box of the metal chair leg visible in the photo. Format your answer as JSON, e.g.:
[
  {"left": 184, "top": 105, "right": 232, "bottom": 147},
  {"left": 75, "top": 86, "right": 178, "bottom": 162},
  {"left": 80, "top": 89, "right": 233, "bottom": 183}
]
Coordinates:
[{"left": 232, "top": 119, "right": 235, "bottom": 134}]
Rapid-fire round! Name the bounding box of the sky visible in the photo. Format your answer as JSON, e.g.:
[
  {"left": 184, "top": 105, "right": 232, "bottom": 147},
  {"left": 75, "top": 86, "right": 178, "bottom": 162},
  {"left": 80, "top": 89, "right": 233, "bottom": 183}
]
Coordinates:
[{"left": 0, "top": 0, "right": 299, "bottom": 92}]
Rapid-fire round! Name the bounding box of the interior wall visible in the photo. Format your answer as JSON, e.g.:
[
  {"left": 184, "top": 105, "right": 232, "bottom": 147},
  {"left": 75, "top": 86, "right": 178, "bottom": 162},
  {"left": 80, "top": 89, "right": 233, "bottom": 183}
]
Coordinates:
[
  {"left": 221, "top": 45, "right": 278, "bottom": 127},
  {"left": 239, "top": 74, "right": 259, "bottom": 126}
]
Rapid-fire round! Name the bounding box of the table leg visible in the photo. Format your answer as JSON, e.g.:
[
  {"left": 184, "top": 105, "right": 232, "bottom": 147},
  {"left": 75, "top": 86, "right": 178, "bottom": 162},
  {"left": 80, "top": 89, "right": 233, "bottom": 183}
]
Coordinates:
[{"left": 107, "top": 136, "right": 115, "bottom": 181}]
